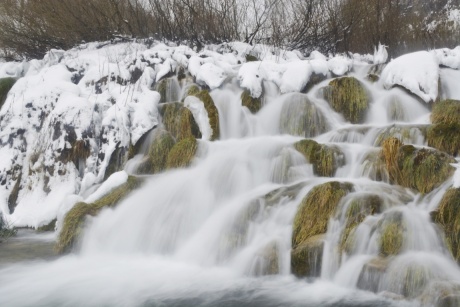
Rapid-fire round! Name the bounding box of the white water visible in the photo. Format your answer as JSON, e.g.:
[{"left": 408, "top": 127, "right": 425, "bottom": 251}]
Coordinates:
[{"left": 0, "top": 65, "right": 459, "bottom": 307}]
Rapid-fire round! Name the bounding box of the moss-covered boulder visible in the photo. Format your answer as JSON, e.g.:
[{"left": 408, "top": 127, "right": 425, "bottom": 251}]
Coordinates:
[
  {"left": 189, "top": 90, "right": 219, "bottom": 141},
  {"left": 361, "top": 150, "right": 389, "bottom": 182},
  {"left": 56, "top": 176, "right": 143, "bottom": 253},
  {"left": 294, "top": 139, "right": 345, "bottom": 177},
  {"left": 366, "top": 64, "right": 386, "bottom": 83},
  {"left": 137, "top": 130, "right": 176, "bottom": 174},
  {"left": 251, "top": 242, "right": 280, "bottom": 276},
  {"left": 373, "top": 125, "right": 427, "bottom": 147},
  {"left": 340, "top": 194, "right": 383, "bottom": 253},
  {"left": 280, "top": 93, "right": 329, "bottom": 137},
  {"left": 291, "top": 182, "right": 353, "bottom": 277},
  {"left": 292, "top": 182, "right": 354, "bottom": 249},
  {"left": 427, "top": 99, "right": 460, "bottom": 156},
  {"left": 291, "top": 234, "right": 325, "bottom": 277},
  {"left": 374, "top": 211, "right": 406, "bottom": 256},
  {"left": 381, "top": 138, "right": 455, "bottom": 194},
  {"left": 166, "top": 137, "right": 198, "bottom": 169},
  {"left": 241, "top": 90, "right": 262, "bottom": 114},
  {"left": 323, "top": 77, "right": 370, "bottom": 124},
  {"left": 420, "top": 281, "right": 460, "bottom": 307},
  {"left": 160, "top": 102, "right": 202, "bottom": 141},
  {"left": 155, "top": 77, "right": 180, "bottom": 103},
  {"left": 0, "top": 77, "right": 16, "bottom": 107},
  {"left": 357, "top": 257, "right": 389, "bottom": 293},
  {"left": 432, "top": 188, "right": 460, "bottom": 263}
]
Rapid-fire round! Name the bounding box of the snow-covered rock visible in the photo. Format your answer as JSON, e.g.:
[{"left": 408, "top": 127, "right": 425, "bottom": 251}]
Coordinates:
[
  {"left": 373, "top": 43, "right": 388, "bottom": 64},
  {"left": 381, "top": 51, "right": 440, "bottom": 103},
  {"left": 433, "top": 47, "right": 460, "bottom": 69}
]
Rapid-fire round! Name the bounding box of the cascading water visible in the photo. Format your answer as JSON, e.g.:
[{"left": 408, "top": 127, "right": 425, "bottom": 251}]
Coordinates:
[{"left": 1, "top": 62, "right": 459, "bottom": 307}]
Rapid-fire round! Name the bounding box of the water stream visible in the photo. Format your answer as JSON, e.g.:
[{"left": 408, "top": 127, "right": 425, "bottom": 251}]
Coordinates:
[{"left": 0, "top": 66, "right": 459, "bottom": 307}]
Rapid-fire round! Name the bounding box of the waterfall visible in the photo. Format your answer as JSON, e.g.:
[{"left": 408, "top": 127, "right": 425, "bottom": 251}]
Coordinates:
[{"left": 1, "top": 64, "right": 459, "bottom": 307}]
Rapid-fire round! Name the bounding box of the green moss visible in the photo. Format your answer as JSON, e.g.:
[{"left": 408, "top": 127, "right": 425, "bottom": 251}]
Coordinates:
[
  {"left": 0, "top": 77, "right": 16, "bottom": 107},
  {"left": 431, "top": 99, "right": 460, "bottom": 125},
  {"left": 433, "top": 188, "right": 460, "bottom": 263},
  {"left": 56, "top": 176, "right": 143, "bottom": 253},
  {"left": 380, "top": 220, "right": 404, "bottom": 256},
  {"left": 382, "top": 137, "right": 455, "bottom": 194},
  {"left": 323, "top": 77, "right": 370, "bottom": 124},
  {"left": 161, "top": 102, "right": 202, "bottom": 141},
  {"left": 241, "top": 90, "right": 261, "bottom": 114},
  {"left": 291, "top": 234, "right": 325, "bottom": 277},
  {"left": 294, "top": 139, "right": 345, "bottom": 177},
  {"left": 37, "top": 219, "right": 57, "bottom": 232},
  {"left": 192, "top": 90, "right": 220, "bottom": 140},
  {"left": 427, "top": 123, "right": 460, "bottom": 156},
  {"left": 245, "top": 54, "right": 258, "bottom": 62},
  {"left": 280, "top": 93, "right": 329, "bottom": 137},
  {"left": 185, "top": 84, "right": 200, "bottom": 97},
  {"left": 292, "top": 181, "right": 353, "bottom": 249},
  {"left": 340, "top": 195, "right": 383, "bottom": 253},
  {"left": 166, "top": 137, "right": 198, "bottom": 169},
  {"left": 137, "top": 130, "right": 176, "bottom": 174},
  {"left": 374, "top": 125, "right": 427, "bottom": 147}
]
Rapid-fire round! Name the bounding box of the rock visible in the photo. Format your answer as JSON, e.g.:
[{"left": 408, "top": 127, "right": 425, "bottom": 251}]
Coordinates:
[
  {"left": 166, "top": 137, "right": 198, "bottom": 169},
  {"left": 366, "top": 64, "right": 386, "bottom": 83},
  {"left": 381, "top": 137, "right": 455, "bottom": 194},
  {"left": 190, "top": 90, "right": 220, "bottom": 141},
  {"left": 373, "top": 125, "right": 427, "bottom": 147},
  {"left": 375, "top": 211, "right": 406, "bottom": 256},
  {"left": 357, "top": 257, "right": 390, "bottom": 293},
  {"left": 56, "top": 176, "right": 144, "bottom": 253},
  {"left": 280, "top": 93, "right": 329, "bottom": 138},
  {"left": 137, "top": 129, "right": 176, "bottom": 175},
  {"left": 251, "top": 241, "right": 280, "bottom": 276},
  {"left": 241, "top": 90, "right": 262, "bottom": 114},
  {"left": 160, "top": 102, "right": 202, "bottom": 141},
  {"left": 427, "top": 99, "right": 460, "bottom": 156},
  {"left": 294, "top": 139, "right": 345, "bottom": 177},
  {"left": 322, "top": 77, "right": 370, "bottom": 124},
  {"left": 432, "top": 188, "right": 460, "bottom": 263},
  {"left": 419, "top": 281, "right": 460, "bottom": 307},
  {"left": 154, "top": 77, "right": 180, "bottom": 103},
  {"left": 291, "top": 234, "right": 325, "bottom": 277},
  {"left": 0, "top": 77, "right": 16, "bottom": 107},
  {"left": 431, "top": 99, "right": 460, "bottom": 125}
]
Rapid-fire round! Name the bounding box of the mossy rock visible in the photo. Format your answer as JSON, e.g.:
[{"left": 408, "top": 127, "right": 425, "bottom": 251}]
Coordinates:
[
  {"left": 292, "top": 181, "right": 354, "bottom": 249},
  {"left": 245, "top": 54, "right": 259, "bottom": 62},
  {"left": 427, "top": 123, "right": 460, "bottom": 156},
  {"left": 37, "top": 219, "right": 57, "bottom": 232},
  {"left": 294, "top": 139, "right": 345, "bottom": 177},
  {"left": 104, "top": 145, "right": 128, "bottom": 181},
  {"left": 323, "top": 77, "right": 370, "bottom": 124},
  {"left": 304, "top": 72, "right": 327, "bottom": 93},
  {"left": 375, "top": 211, "right": 406, "bottom": 256},
  {"left": 8, "top": 173, "right": 22, "bottom": 214},
  {"left": 420, "top": 281, "right": 460, "bottom": 307},
  {"left": 374, "top": 125, "right": 427, "bottom": 147},
  {"left": 191, "top": 90, "right": 220, "bottom": 141},
  {"left": 432, "top": 188, "right": 460, "bottom": 263},
  {"left": 361, "top": 150, "right": 389, "bottom": 182},
  {"left": 291, "top": 234, "right": 325, "bottom": 277},
  {"left": 128, "top": 128, "right": 155, "bottom": 160},
  {"left": 431, "top": 99, "right": 460, "bottom": 125},
  {"left": 137, "top": 130, "right": 176, "bottom": 174},
  {"left": 366, "top": 64, "right": 386, "bottom": 83},
  {"left": 241, "top": 90, "right": 261, "bottom": 114},
  {"left": 340, "top": 194, "right": 383, "bottom": 253},
  {"left": 357, "top": 257, "right": 389, "bottom": 293},
  {"left": 381, "top": 137, "right": 455, "bottom": 194},
  {"left": 160, "top": 102, "right": 202, "bottom": 141},
  {"left": 0, "top": 77, "right": 16, "bottom": 107},
  {"left": 252, "top": 241, "right": 280, "bottom": 276},
  {"left": 166, "top": 137, "right": 198, "bottom": 169},
  {"left": 155, "top": 77, "right": 180, "bottom": 103},
  {"left": 383, "top": 262, "right": 433, "bottom": 299},
  {"left": 260, "top": 182, "right": 307, "bottom": 207},
  {"left": 56, "top": 176, "right": 143, "bottom": 253},
  {"left": 184, "top": 84, "right": 200, "bottom": 98},
  {"left": 280, "top": 93, "right": 329, "bottom": 138}
]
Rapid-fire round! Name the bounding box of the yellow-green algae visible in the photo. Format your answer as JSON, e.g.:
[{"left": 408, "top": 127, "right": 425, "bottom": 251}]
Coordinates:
[
  {"left": 292, "top": 181, "right": 354, "bottom": 249},
  {"left": 291, "top": 234, "right": 325, "bottom": 277},
  {"left": 160, "top": 102, "right": 202, "bottom": 141},
  {"left": 241, "top": 90, "right": 262, "bottom": 114},
  {"left": 340, "top": 194, "right": 383, "bottom": 253},
  {"left": 294, "top": 139, "right": 345, "bottom": 177},
  {"left": 192, "top": 90, "right": 220, "bottom": 141},
  {"left": 56, "top": 176, "right": 143, "bottom": 253},
  {"left": 279, "top": 93, "right": 329, "bottom": 138},
  {"left": 427, "top": 99, "right": 460, "bottom": 156},
  {"left": 137, "top": 130, "right": 176, "bottom": 174},
  {"left": 166, "top": 137, "right": 198, "bottom": 169},
  {"left": 432, "top": 188, "right": 460, "bottom": 263},
  {"left": 0, "top": 77, "right": 16, "bottom": 106},
  {"left": 381, "top": 137, "right": 455, "bottom": 194},
  {"left": 323, "top": 77, "right": 370, "bottom": 124}
]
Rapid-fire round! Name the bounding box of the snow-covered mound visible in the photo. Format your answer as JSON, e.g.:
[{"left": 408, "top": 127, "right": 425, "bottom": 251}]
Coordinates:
[
  {"left": 381, "top": 51, "right": 440, "bottom": 103},
  {"left": 0, "top": 40, "right": 459, "bottom": 228}
]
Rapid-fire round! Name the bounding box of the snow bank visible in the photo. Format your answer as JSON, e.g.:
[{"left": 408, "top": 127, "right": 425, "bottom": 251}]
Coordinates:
[
  {"left": 381, "top": 51, "right": 440, "bottom": 103},
  {"left": 433, "top": 47, "right": 460, "bottom": 69}
]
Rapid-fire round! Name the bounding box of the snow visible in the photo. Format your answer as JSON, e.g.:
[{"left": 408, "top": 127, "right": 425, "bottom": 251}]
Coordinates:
[
  {"left": 196, "top": 63, "right": 227, "bottom": 90},
  {"left": 184, "top": 96, "right": 212, "bottom": 140},
  {"left": 380, "top": 51, "right": 440, "bottom": 103},
  {"left": 327, "top": 55, "right": 353, "bottom": 76},
  {"left": 433, "top": 47, "right": 460, "bottom": 69},
  {"left": 85, "top": 171, "right": 128, "bottom": 203}
]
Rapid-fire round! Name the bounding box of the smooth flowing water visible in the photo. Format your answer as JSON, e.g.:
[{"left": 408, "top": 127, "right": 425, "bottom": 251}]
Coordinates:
[{"left": 0, "top": 67, "right": 459, "bottom": 307}]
